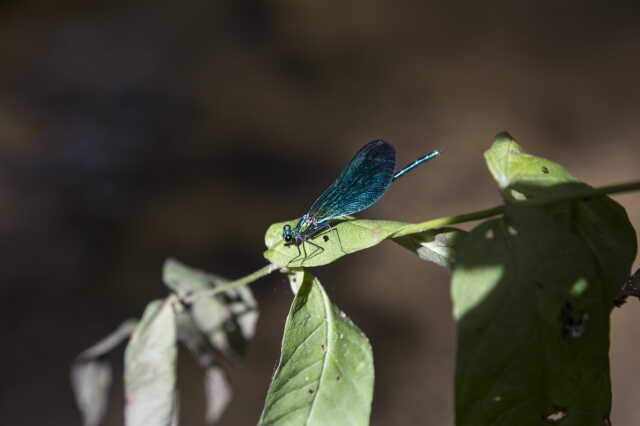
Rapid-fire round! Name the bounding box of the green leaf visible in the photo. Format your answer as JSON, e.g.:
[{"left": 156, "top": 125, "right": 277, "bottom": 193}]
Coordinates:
[
  {"left": 166, "top": 259, "right": 259, "bottom": 424},
  {"left": 484, "top": 132, "right": 637, "bottom": 298},
  {"left": 393, "top": 227, "right": 467, "bottom": 268},
  {"left": 453, "top": 207, "right": 617, "bottom": 426},
  {"left": 259, "top": 272, "right": 374, "bottom": 426},
  {"left": 170, "top": 393, "right": 179, "bottom": 426},
  {"left": 176, "top": 306, "right": 233, "bottom": 424},
  {"left": 71, "top": 361, "right": 112, "bottom": 426},
  {"left": 204, "top": 366, "right": 233, "bottom": 424},
  {"left": 264, "top": 218, "right": 407, "bottom": 267},
  {"left": 484, "top": 131, "right": 576, "bottom": 200},
  {"left": 287, "top": 269, "right": 305, "bottom": 294},
  {"left": 163, "top": 257, "right": 228, "bottom": 296},
  {"left": 71, "top": 319, "right": 138, "bottom": 426},
  {"left": 451, "top": 133, "right": 637, "bottom": 425},
  {"left": 176, "top": 309, "right": 215, "bottom": 367},
  {"left": 163, "top": 258, "right": 259, "bottom": 357},
  {"left": 125, "top": 298, "right": 178, "bottom": 426}
]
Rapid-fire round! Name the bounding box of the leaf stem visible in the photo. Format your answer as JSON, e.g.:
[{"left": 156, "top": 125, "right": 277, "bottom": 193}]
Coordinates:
[
  {"left": 393, "top": 180, "right": 640, "bottom": 238},
  {"left": 189, "top": 263, "right": 279, "bottom": 301}
]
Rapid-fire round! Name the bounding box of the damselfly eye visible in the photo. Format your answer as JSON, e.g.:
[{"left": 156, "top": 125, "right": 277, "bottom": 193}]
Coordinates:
[{"left": 282, "top": 225, "right": 293, "bottom": 243}]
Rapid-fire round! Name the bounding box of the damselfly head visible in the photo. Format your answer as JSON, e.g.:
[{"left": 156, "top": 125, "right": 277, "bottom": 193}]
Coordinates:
[{"left": 282, "top": 224, "right": 294, "bottom": 245}]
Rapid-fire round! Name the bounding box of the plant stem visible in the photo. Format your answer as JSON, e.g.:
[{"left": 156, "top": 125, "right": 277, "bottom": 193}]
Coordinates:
[
  {"left": 189, "top": 180, "right": 640, "bottom": 295},
  {"left": 393, "top": 205, "right": 504, "bottom": 237},
  {"left": 393, "top": 180, "right": 640, "bottom": 238},
  {"left": 189, "top": 263, "right": 279, "bottom": 301}
]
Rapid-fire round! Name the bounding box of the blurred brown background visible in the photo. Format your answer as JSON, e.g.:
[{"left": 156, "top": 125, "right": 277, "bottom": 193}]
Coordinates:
[{"left": 1, "top": 1, "right": 639, "bottom": 425}]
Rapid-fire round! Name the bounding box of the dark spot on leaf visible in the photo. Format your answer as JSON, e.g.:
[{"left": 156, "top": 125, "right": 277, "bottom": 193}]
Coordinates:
[
  {"left": 320, "top": 344, "right": 325, "bottom": 350},
  {"left": 336, "top": 376, "right": 341, "bottom": 381},
  {"left": 560, "top": 302, "right": 589, "bottom": 339},
  {"left": 542, "top": 166, "right": 550, "bottom": 174},
  {"left": 323, "top": 235, "right": 329, "bottom": 242},
  {"left": 308, "top": 389, "right": 314, "bottom": 394},
  {"left": 544, "top": 406, "right": 568, "bottom": 423}
]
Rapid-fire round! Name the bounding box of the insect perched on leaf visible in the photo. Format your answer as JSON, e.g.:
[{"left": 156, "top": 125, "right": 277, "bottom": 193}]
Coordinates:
[{"left": 282, "top": 140, "right": 440, "bottom": 264}]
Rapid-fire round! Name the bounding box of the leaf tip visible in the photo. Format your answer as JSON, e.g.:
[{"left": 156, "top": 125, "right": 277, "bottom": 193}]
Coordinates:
[
  {"left": 490, "top": 131, "right": 523, "bottom": 156},
  {"left": 494, "top": 131, "right": 515, "bottom": 143}
]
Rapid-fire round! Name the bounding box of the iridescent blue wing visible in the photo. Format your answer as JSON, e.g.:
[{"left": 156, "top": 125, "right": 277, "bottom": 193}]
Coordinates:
[{"left": 305, "top": 140, "right": 396, "bottom": 222}]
